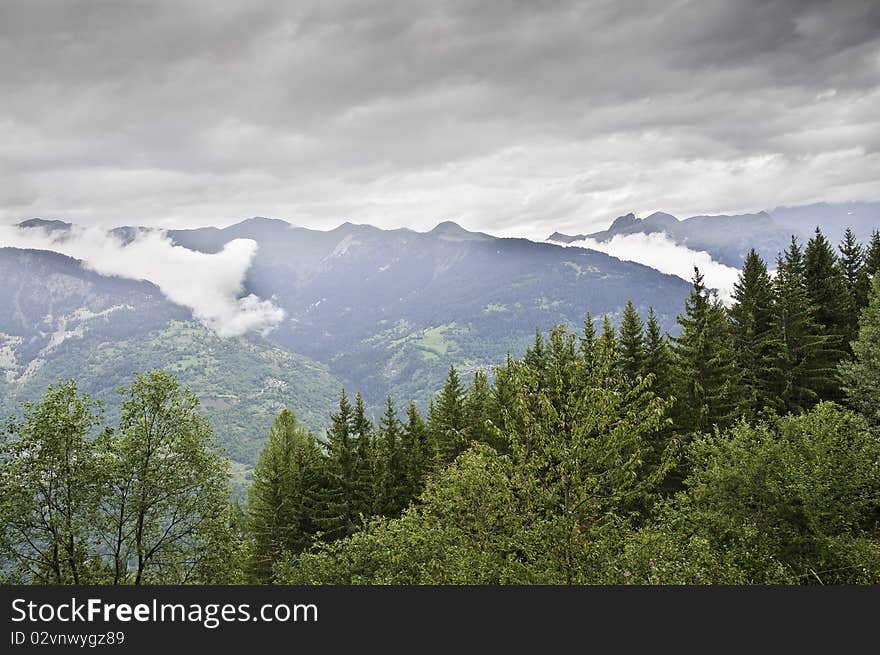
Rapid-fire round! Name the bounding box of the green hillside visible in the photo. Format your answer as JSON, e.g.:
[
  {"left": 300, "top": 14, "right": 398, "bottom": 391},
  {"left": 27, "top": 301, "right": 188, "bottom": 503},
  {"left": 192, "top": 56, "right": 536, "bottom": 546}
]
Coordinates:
[{"left": 2, "top": 320, "right": 344, "bottom": 472}]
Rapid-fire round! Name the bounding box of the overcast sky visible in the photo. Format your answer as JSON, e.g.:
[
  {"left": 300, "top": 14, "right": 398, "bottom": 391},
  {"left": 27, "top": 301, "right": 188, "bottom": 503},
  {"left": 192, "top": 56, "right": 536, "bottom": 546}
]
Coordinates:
[{"left": 1, "top": 0, "right": 878, "bottom": 239}]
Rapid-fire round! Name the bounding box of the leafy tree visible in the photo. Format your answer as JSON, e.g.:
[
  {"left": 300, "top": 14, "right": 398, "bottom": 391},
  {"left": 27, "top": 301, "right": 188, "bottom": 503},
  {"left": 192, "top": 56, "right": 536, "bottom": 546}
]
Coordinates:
[
  {"left": 839, "top": 274, "right": 880, "bottom": 423},
  {"left": 622, "top": 404, "right": 880, "bottom": 584},
  {"left": 0, "top": 381, "right": 104, "bottom": 584},
  {"left": 729, "top": 249, "right": 776, "bottom": 416},
  {"left": 100, "top": 370, "right": 230, "bottom": 584},
  {"left": 247, "top": 409, "right": 323, "bottom": 582},
  {"left": 618, "top": 301, "right": 645, "bottom": 380}
]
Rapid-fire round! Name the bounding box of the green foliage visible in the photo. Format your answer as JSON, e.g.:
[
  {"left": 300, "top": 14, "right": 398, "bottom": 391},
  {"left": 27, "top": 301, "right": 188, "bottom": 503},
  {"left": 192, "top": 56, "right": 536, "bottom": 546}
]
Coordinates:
[
  {"left": 769, "top": 238, "right": 833, "bottom": 413},
  {"left": 3, "top": 320, "right": 343, "bottom": 472},
  {"left": 805, "top": 228, "right": 850, "bottom": 367},
  {"left": 643, "top": 307, "right": 672, "bottom": 399},
  {"left": 428, "top": 366, "right": 467, "bottom": 465},
  {"left": 839, "top": 227, "right": 870, "bottom": 318},
  {"left": 277, "top": 322, "right": 676, "bottom": 585},
  {"left": 0, "top": 372, "right": 234, "bottom": 584},
  {"left": 618, "top": 301, "right": 645, "bottom": 380},
  {"left": 102, "top": 371, "right": 232, "bottom": 584},
  {"left": 623, "top": 404, "right": 880, "bottom": 584},
  {"left": 839, "top": 275, "right": 880, "bottom": 423},
  {"left": 729, "top": 250, "right": 776, "bottom": 416},
  {"left": 247, "top": 409, "right": 323, "bottom": 583},
  {"left": 866, "top": 230, "right": 880, "bottom": 279},
  {"left": 671, "top": 268, "right": 741, "bottom": 435},
  {"left": 0, "top": 381, "right": 104, "bottom": 583},
  {"left": 317, "top": 390, "right": 361, "bottom": 541}
]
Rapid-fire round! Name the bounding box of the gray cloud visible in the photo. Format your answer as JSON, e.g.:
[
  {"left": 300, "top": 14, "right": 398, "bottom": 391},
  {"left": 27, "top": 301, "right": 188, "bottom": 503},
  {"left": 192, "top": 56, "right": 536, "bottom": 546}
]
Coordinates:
[{"left": 0, "top": 0, "right": 878, "bottom": 238}]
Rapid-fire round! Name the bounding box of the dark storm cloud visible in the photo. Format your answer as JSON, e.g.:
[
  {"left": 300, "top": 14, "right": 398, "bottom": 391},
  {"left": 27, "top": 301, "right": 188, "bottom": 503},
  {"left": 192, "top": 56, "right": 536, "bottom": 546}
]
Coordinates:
[{"left": 0, "top": 0, "right": 878, "bottom": 237}]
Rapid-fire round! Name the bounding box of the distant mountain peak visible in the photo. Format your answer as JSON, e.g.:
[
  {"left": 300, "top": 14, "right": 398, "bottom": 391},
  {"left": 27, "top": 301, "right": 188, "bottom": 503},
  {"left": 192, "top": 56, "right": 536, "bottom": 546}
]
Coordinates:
[
  {"left": 430, "top": 220, "right": 468, "bottom": 233},
  {"left": 236, "top": 216, "right": 293, "bottom": 228},
  {"left": 643, "top": 211, "right": 679, "bottom": 224},
  {"left": 429, "top": 220, "right": 494, "bottom": 242},
  {"left": 608, "top": 212, "right": 638, "bottom": 230},
  {"left": 16, "top": 218, "right": 72, "bottom": 231}
]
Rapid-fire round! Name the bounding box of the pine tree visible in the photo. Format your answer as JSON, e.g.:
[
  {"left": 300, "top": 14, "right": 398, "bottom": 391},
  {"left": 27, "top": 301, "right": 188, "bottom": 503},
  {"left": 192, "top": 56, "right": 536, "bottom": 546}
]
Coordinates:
[
  {"left": 839, "top": 274, "right": 880, "bottom": 423},
  {"left": 671, "top": 268, "right": 741, "bottom": 434},
  {"left": 769, "top": 239, "right": 831, "bottom": 413},
  {"left": 247, "top": 409, "right": 322, "bottom": 582},
  {"left": 487, "top": 355, "right": 516, "bottom": 453},
  {"left": 729, "top": 249, "right": 776, "bottom": 416},
  {"left": 804, "top": 227, "right": 850, "bottom": 360},
  {"left": 598, "top": 314, "right": 617, "bottom": 368},
  {"left": 864, "top": 230, "right": 880, "bottom": 280},
  {"left": 376, "top": 397, "right": 404, "bottom": 515},
  {"left": 429, "top": 366, "right": 467, "bottom": 465},
  {"left": 352, "top": 393, "right": 377, "bottom": 515},
  {"left": 318, "top": 390, "right": 360, "bottom": 541},
  {"left": 618, "top": 301, "right": 645, "bottom": 380},
  {"left": 838, "top": 227, "right": 869, "bottom": 315},
  {"left": 643, "top": 307, "right": 672, "bottom": 399},
  {"left": 464, "top": 370, "right": 493, "bottom": 446},
  {"left": 524, "top": 328, "right": 547, "bottom": 372},
  {"left": 400, "top": 401, "right": 429, "bottom": 502}
]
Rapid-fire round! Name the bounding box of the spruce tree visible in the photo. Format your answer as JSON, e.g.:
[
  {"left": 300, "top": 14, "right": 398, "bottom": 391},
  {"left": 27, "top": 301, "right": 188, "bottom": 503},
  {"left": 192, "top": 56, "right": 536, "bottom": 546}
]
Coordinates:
[
  {"left": 865, "top": 230, "right": 880, "bottom": 280},
  {"left": 598, "top": 314, "right": 617, "bottom": 368},
  {"left": 838, "top": 227, "right": 869, "bottom": 315},
  {"left": 400, "top": 401, "right": 429, "bottom": 502},
  {"left": 671, "top": 268, "right": 741, "bottom": 434},
  {"left": 464, "top": 370, "right": 493, "bottom": 446},
  {"left": 318, "top": 390, "right": 359, "bottom": 541},
  {"left": 377, "top": 397, "right": 404, "bottom": 515},
  {"left": 247, "top": 409, "right": 322, "bottom": 582},
  {"left": 524, "top": 329, "right": 547, "bottom": 372},
  {"left": 429, "top": 366, "right": 467, "bottom": 465},
  {"left": 804, "top": 227, "right": 850, "bottom": 359},
  {"left": 352, "top": 393, "right": 377, "bottom": 515},
  {"left": 729, "top": 249, "right": 776, "bottom": 416},
  {"left": 488, "top": 355, "right": 517, "bottom": 453},
  {"left": 839, "top": 274, "right": 880, "bottom": 423},
  {"left": 643, "top": 307, "right": 672, "bottom": 399},
  {"left": 770, "top": 239, "right": 831, "bottom": 413},
  {"left": 618, "top": 301, "right": 645, "bottom": 380}
]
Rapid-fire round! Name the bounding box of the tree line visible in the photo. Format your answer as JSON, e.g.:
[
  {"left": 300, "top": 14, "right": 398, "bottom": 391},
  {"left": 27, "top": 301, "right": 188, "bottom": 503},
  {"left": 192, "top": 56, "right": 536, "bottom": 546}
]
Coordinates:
[{"left": 2, "top": 226, "right": 879, "bottom": 584}]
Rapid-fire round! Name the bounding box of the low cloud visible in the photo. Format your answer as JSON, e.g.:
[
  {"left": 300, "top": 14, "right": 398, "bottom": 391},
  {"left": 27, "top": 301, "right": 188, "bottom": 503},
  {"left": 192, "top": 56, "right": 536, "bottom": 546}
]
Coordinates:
[
  {"left": 0, "top": 224, "right": 284, "bottom": 337},
  {"left": 561, "top": 232, "right": 741, "bottom": 305}
]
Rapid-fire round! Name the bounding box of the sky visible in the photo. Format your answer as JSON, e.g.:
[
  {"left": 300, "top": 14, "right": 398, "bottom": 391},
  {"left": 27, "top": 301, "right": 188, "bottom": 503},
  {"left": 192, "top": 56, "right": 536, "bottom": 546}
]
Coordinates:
[{"left": 1, "top": 0, "right": 879, "bottom": 240}]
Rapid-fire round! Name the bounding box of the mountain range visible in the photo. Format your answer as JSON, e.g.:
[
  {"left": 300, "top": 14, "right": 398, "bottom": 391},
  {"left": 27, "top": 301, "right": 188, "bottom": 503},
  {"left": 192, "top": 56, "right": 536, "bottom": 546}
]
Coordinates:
[
  {"left": 548, "top": 201, "right": 880, "bottom": 267},
  {"left": 4, "top": 201, "right": 877, "bottom": 479},
  {"left": 0, "top": 218, "right": 694, "bottom": 480}
]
